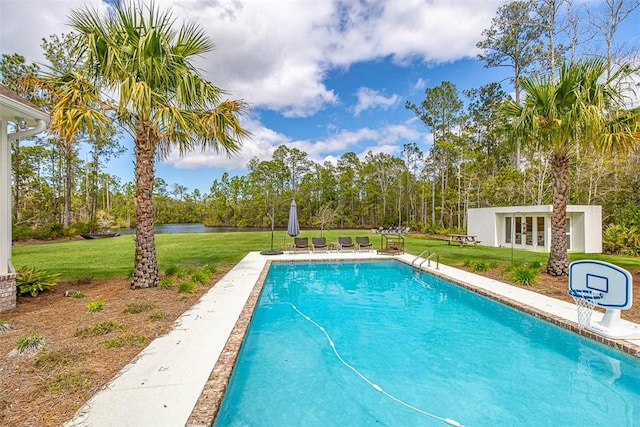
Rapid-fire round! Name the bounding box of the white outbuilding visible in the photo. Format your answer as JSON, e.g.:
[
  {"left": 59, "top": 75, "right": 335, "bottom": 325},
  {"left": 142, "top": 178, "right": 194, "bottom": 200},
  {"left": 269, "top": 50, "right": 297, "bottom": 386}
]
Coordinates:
[
  {"left": 468, "top": 205, "right": 602, "bottom": 253},
  {"left": 1, "top": 85, "right": 49, "bottom": 311}
]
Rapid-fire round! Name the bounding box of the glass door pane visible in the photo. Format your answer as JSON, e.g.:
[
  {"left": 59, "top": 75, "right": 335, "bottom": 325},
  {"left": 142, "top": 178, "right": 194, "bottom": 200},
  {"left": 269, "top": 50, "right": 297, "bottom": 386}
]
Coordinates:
[
  {"left": 505, "top": 217, "right": 512, "bottom": 244},
  {"left": 515, "top": 217, "right": 522, "bottom": 244},
  {"left": 525, "top": 217, "right": 533, "bottom": 245},
  {"left": 537, "top": 217, "right": 545, "bottom": 247}
]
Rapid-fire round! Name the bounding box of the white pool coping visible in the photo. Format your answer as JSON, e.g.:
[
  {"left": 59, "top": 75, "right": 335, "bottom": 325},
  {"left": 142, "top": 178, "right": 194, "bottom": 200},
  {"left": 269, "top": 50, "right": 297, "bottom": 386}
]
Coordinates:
[{"left": 65, "top": 251, "right": 640, "bottom": 427}]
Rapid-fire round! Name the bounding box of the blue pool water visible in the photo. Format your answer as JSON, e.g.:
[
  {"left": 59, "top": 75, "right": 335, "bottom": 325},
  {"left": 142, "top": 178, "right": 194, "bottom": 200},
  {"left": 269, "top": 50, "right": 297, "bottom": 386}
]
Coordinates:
[{"left": 214, "top": 260, "right": 640, "bottom": 426}]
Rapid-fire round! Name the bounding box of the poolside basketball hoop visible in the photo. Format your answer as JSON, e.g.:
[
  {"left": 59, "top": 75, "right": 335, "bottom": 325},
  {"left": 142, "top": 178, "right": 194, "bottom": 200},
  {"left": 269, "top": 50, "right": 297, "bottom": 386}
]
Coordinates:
[
  {"left": 568, "top": 260, "right": 640, "bottom": 339},
  {"left": 568, "top": 289, "right": 602, "bottom": 328}
]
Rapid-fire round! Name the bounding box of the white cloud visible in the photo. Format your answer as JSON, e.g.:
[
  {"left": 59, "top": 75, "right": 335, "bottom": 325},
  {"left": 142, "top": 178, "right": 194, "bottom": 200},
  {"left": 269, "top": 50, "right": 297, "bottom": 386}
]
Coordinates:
[
  {"left": 162, "top": 116, "right": 290, "bottom": 169},
  {"left": 377, "top": 0, "right": 504, "bottom": 63},
  {"left": 0, "top": 0, "right": 497, "bottom": 186},
  {"left": 0, "top": 0, "right": 504, "bottom": 116},
  {"left": 162, "top": 118, "right": 428, "bottom": 171},
  {"left": 413, "top": 78, "right": 427, "bottom": 92},
  {"left": 353, "top": 87, "right": 400, "bottom": 116},
  {"left": 358, "top": 143, "right": 398, "bottom": 157},
  {"left": 168, "top": 0, "right": 340, "bottom": 117},
  {"left": 0, "top": 0, "right": 109, "bottom": 62},
  {"left": 321, "top": 0, "right": 505, "bottom": 66}
]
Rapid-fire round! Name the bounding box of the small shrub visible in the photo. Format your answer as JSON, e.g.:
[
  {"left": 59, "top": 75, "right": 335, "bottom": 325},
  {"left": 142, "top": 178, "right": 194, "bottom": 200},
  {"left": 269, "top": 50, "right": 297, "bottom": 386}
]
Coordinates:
[
  {"left": 201, "top": 264, "right": 217, "bottom": 275},
  {"left": 148, "top": 310, "right": 166, "bottom": 321},
  {"left": 72, "top": 276, "right": 93, "bottom": 285},
  {"left": 123, "top": 301, "right": 157, "bottom": 314},
  {"left": 71, "top": 291, "right": 86, "bottom": 298},
  {"left": 510, "top": 266, "right": 538, "bottom": 286},
  {"left": 176, "top": 268, "right": 193, "bottom": 279},
  {"left": 488, "top": 261, "right": 499, "bottom": 270},
  {"left": 16, "top": 265, "right": 60, "bottom": 297},
  {"left": 158, "top": 277, "right": 175, "bottom": 289},
  {"left": 177, "top": 293, "right": 189, "bottom": 301},
  {"left": 502, "top": 261, "right": 523, "bottom": 274},
  {"left": 34, "top": 347, "right": 82, "bottom": 370},
  {"left": 528, "top": 260, "right": 544, "bottom": 271},
  {"left": 177, "top": 280, "right": 197, "bottom": 293},
  {"left": 125, "top": 335, "right": 149, "bottom": 347},
  {"left": 16, "top": 333, "right": 46, "bottom": 355},
  {"left": 619, "top": 247, "right": 638, "bottom": 256},
  {"left": 191, "top": 270, "right": 209, "bottom": 284},
  {"left": 102, "top": 334, "right": 149, "bottom": 349},
  {"left": 47, "top": 371, "right": 92, "bottom": 392},
  {"left": 603, "top": 223, "right": 640, "bottom": 255},
  {"left": 472, "top": 261, "right": 487, "bottom": 272},
  {"left": 86, "top": 300, "right": 105, "bottom": 312},
  {"left": 74, "top": 320, "right": 124, "bottom": 337},
  {"left": 0, "top": 318, "right": 13, "bottom": 333},
  {"left": 191, "top": 265, "right": 215, "bottom": 284},
  {"left": 102, "top": 338, "right": 123, "bottom": 349},
  {"left": 463, "top": 258, "right": 471, "bottom": 267},
  {"left": 163, "top": 265, "right": 179, "bottom": 276}
]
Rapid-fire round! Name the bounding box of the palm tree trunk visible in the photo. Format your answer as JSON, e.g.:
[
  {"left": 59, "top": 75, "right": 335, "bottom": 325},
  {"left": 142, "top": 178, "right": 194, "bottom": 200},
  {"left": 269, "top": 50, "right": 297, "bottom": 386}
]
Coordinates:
[
  {"left": 131, "top": 139, "right": 159, "bottom": 289},
  {"left": 64, "top": 146, "right": 72, "bottom": 227},
  {"left": 547, "top": 150, "right": 569, "bottom": 276}
]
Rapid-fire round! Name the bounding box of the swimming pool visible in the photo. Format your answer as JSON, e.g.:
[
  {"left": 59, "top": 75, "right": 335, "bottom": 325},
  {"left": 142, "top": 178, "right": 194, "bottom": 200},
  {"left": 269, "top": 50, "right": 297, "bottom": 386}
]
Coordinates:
[{"left": 214, "top": 260, "right": 640, "bottom": 426}]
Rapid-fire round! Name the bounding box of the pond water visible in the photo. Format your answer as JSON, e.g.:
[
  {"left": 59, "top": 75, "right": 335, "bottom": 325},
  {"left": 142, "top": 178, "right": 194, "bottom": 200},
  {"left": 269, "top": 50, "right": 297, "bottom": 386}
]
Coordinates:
[{"left": 114, "top": 223, "right": 270, "bottom": 235}]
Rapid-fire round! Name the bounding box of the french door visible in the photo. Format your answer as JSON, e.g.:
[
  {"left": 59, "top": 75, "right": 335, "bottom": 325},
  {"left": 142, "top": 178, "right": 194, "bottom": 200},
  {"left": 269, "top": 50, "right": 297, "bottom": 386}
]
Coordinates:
[{"left": 507, "top": 215, "right": 546, "bottom": 250}]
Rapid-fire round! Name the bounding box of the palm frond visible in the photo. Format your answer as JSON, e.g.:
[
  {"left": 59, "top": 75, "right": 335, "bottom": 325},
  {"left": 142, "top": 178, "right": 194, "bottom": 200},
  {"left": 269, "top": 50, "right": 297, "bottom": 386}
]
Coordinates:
[
  {"left": 174, "top": 22, "right": 215, "bottom": 57},
  {"left": 598, "top": 107, "right": 640, "bottom": 154},
  {"left": 503, "top": 58, "right": 640, "bottom": 156},
  {"left": 35, "top": 69, "right": 111, "bottom": 142},
  {"left": 63, "top": 0, "right": 250, "bottom": 160},
  {"left": 202, "top": 99, "right": 251, "bottom": 154}
]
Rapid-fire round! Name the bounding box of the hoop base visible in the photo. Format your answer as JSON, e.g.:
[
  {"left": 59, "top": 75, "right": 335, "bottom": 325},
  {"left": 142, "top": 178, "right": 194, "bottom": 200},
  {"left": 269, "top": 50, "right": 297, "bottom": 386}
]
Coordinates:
[{"left": 588, "top": 309, "right": 640, "bottom": 339}]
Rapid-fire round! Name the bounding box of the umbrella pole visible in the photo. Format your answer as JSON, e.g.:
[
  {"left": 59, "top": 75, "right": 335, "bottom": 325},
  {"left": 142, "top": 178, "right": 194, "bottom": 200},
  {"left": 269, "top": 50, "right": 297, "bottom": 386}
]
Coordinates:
[
  {"left": 261, "top": 205, "right": 283, "bottom": 255},
  {"left": 270, "top": 207, "right": 275, "bottom": 251}
]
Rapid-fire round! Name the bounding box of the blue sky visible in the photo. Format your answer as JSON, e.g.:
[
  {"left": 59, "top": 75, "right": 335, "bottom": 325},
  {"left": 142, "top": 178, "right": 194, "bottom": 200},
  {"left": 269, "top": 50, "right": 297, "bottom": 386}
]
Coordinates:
[{"left": 1, "top": 0, "right": 638, "bottom": 193}]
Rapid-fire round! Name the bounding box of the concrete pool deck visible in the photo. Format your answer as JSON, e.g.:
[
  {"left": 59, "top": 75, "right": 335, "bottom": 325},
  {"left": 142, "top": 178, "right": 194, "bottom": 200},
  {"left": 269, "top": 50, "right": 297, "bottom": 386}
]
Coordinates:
[{"left": 65, "top": 251, "right": 640, "bottom": 427}]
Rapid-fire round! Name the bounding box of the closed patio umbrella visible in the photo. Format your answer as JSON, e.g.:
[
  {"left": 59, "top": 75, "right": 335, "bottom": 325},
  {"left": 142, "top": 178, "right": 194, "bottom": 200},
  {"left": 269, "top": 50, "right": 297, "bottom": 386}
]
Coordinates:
[{"left": 287, "top": 200, "right": 300, "bottom": 237}]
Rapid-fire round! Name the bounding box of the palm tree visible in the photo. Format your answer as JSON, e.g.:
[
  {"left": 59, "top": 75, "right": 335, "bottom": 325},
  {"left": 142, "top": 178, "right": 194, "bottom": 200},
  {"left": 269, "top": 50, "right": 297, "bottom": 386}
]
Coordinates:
[
  {"left": 47, "top": 1, "right": 249, "bottom": 288},
  {"left": 503, "top": 58, "right": 640, "bottom": 276}
]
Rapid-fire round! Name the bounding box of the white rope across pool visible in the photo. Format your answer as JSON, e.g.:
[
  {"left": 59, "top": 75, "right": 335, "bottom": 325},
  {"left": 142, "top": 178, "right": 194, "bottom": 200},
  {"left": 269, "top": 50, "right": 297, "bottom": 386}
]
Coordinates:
[{"left": 291, "top": 304, "right": 464, "bottom": 427}]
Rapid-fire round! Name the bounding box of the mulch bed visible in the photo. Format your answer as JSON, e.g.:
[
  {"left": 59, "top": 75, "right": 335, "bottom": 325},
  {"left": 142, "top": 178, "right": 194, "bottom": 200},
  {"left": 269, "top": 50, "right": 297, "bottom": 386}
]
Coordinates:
[
  {"left": 0, "top": 270, "right": 227, "bottom": 427},
  {"left": 468, "top": 267, "right": 640, "bottom": 324}
]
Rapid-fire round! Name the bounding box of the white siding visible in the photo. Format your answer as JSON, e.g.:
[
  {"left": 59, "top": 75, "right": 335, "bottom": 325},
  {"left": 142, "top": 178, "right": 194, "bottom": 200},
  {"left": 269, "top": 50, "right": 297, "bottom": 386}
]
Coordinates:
[
  {"left": 574, "top": 205, "right": 602, "bottom": 253},
  {"left": 0, "top": 121, "right": 9, "bottom": 274},
  {"left": 468, "top": 205, "right": 602, "bottom": 253},
  {"left": 467, "top": 208, "right": 497, "bottom": 246}
]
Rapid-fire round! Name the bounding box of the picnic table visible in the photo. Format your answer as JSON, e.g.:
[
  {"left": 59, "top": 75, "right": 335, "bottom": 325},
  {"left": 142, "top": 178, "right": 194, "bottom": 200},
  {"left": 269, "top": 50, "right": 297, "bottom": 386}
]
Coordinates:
[{"left": 448, "top": 234, "right": 481, "bottom": 246}]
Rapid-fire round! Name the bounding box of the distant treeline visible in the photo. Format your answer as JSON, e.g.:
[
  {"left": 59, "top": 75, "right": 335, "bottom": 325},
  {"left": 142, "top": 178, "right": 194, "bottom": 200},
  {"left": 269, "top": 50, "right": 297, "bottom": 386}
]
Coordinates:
[{"left": 11, "top": 142, "right": 640, "bottom": 248}]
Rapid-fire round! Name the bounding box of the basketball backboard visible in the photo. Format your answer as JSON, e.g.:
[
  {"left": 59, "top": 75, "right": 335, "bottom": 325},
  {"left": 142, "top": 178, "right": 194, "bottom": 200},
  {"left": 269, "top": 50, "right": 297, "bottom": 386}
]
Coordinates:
[{"left": 568, "top": 260, "right": 632, "bottom": 310}]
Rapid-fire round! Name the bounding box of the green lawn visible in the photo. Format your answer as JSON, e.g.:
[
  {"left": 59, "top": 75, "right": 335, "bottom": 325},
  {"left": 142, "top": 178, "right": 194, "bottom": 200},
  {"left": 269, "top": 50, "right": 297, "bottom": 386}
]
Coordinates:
[{"left": 12, "top": 230, "right": 640, "bottom": 280}]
